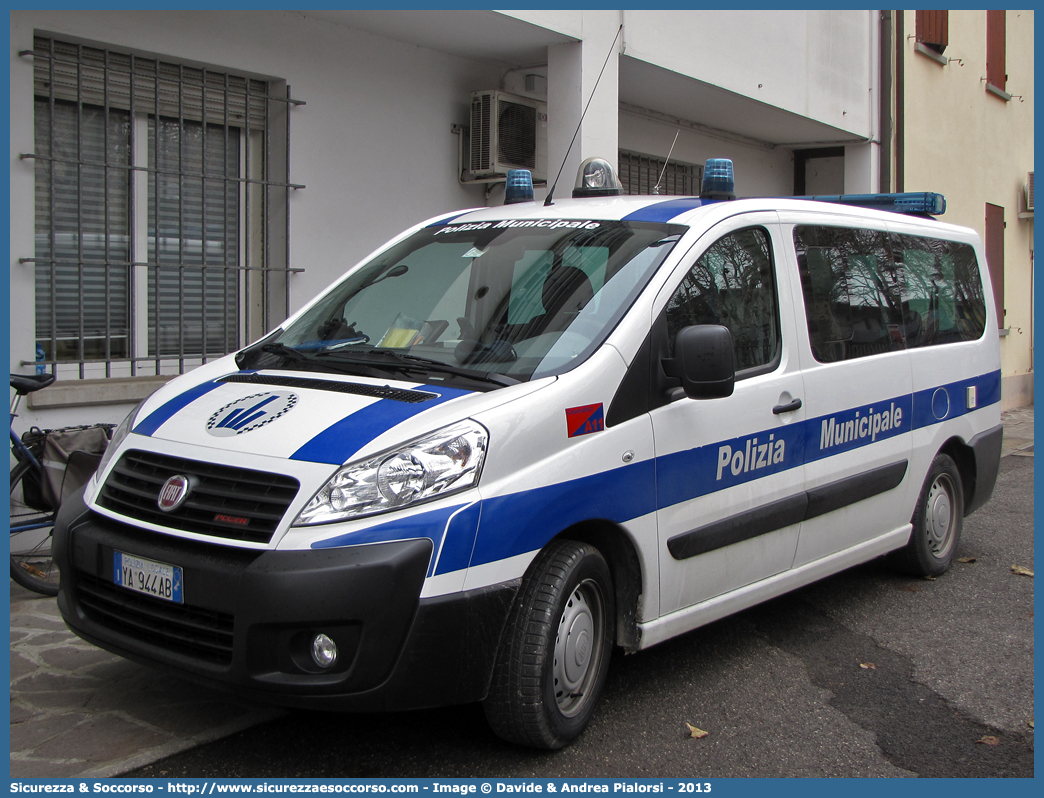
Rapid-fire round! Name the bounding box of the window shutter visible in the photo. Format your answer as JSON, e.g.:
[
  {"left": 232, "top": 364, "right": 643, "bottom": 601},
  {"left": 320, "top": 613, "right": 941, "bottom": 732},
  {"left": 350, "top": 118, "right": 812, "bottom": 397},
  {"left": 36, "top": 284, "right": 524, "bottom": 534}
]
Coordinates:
[
  {"left": 916, "top": 10, "right": 949, "bottom": 54},
  {"left": 148, "top": 118, "right": 240, "bottom": 356},
  {"left": 34, "top": 99, "right": 131, "bottom": 353},
  {"left": 984, "top": 203, "right": 1005, "bottom": 328},
  {"left": 986, "top": 11, "right": 1006, "bottom": 91},
  {"left": 34, "top": 38, "right": 268, "bottom": 130}
]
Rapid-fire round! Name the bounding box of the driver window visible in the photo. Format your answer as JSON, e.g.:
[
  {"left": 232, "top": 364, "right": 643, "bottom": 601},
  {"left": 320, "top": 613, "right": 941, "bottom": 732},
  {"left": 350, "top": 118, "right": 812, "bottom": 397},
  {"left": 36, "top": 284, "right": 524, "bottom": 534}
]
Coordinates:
[{"left": 665, "top": 226, "right": 780, "bottom": 374}]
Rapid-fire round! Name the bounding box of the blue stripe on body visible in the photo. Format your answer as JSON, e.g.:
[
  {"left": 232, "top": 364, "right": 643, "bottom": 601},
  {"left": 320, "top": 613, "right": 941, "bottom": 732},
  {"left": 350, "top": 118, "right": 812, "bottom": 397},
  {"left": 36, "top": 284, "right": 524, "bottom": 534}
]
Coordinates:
[
  {"left": 804, "top": 394, "right": 911, "bottom": 465},
  {"left": 133, "top": 381, "right": 223, "bottom": 437},
  {"left": 622, "top": 198, "right": 709, "bottom": 223},
  {"left": 308, "top": 501, "right": 480, "bottom": 577},
  {"left": 306, "top": 370, "right": 1001, "bottom": 570},
  {"left": 290, "top": 385, "right": 471, "bottom": 465},
  {"left": 427, "top": 212, "right": 473, "bottom": 227},
  {"left": 656, "top": 423, "right": 805, "bottom": 510},
  {"left": 436, "top": 502, "right": 483, "bottom": 575},
  {"left": 311, "top": 502, "right": 465, "bottom": 578},
  {"left": 469, "top": 458, "right": 658, "bottom": 567},
  {"left": 910, "top": 370, "right": 1001, "bottom": 431}
]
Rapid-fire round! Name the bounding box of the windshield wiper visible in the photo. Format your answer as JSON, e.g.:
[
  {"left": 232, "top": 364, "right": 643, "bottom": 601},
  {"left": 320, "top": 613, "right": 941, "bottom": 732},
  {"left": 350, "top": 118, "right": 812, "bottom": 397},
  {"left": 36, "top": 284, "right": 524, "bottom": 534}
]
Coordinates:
[
  {"left": 260, "top": 343, "right": 313, "bottom": 364},
  {"left": 316, "top": 349, "right": 520, "bottom": 387},
  {"left": 247, "top": 343, "right": 389, "bottom": 379}
]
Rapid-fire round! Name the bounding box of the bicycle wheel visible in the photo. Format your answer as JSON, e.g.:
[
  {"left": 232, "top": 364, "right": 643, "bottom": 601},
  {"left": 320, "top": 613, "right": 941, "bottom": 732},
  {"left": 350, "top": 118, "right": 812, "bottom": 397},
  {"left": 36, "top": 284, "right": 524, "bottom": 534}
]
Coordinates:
[{"left": 10, "top": 458, "right": 60, "bottom": 596}]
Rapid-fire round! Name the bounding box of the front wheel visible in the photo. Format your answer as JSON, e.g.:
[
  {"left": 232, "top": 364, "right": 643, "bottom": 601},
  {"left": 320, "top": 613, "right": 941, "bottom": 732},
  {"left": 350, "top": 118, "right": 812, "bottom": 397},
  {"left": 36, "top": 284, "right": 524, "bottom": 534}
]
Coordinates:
[
  {"left": 10, "top": 459, "right": 60, "bottom": 596},
  {"left": 484, "top": 540, "right": 614, "bottom": 749},
  {"left": 893, "top": 453, "right": 964, "bottom": 577}
]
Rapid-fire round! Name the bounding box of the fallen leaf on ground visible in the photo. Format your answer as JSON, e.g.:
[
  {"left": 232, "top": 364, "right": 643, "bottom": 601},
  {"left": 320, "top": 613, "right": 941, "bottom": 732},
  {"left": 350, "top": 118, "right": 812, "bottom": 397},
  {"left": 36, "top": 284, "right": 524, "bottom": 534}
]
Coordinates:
[
  {"left": 685, "top": 723, "right": 709, "bottom": 739},
  {"left": 1028, "top": 720, "right": 1034, "bottom": 730},
  {"left": 975, "top": 736, "right": 1000, "bottom": 746},
  {"left": 957, "top": 557, "right": 978, "bottom": 564},
  {"left": 923, "top": 575, "right": 937, "bottom": 581},
  {"left": 859, "top": 662, "right": 877, "bottom": 670},
  {"left": 1011, "top": 565, "right": 1034, "bottom": 577}
]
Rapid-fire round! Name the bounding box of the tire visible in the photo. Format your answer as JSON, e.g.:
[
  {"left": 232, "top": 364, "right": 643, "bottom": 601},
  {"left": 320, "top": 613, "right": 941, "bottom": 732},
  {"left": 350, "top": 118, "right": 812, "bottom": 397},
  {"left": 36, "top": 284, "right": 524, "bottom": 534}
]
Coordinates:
[
  {"left": 484, "top": 539, "right": 614, "bottom": 749},
  {"left": 10, "top": 459, "right": 60, "bottom": 596},
  {"left": 893, "top": 453, "right": 964, "bottom": 577}
]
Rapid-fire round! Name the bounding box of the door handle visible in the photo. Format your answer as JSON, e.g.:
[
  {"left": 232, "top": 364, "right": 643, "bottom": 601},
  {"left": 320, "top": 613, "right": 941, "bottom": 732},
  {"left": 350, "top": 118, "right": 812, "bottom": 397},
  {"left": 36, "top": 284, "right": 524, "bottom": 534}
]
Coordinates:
[{"left": 772, "top": 398, "right": 803, "bottom": 415}]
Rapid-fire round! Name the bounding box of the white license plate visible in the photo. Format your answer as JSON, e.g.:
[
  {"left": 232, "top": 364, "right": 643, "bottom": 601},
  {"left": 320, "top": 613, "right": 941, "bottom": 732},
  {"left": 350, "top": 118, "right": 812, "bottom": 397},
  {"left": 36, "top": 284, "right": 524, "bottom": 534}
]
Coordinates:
[{"left": 113, "top": 551, "right": 183, "bottom": 604}]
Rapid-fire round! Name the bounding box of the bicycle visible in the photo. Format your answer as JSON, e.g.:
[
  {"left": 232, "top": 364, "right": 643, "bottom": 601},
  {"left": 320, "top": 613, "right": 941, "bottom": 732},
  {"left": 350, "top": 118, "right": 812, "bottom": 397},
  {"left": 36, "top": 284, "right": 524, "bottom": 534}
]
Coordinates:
[{"left": 10, "top": 372, "right": 60, "bottom": 595}]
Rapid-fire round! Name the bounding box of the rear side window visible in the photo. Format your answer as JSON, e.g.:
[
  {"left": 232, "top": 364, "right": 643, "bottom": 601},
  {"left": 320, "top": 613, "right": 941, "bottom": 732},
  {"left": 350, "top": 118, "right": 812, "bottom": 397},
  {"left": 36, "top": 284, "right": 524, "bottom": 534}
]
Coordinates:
[
  {"left": 795, "top": 226, "right": 986, "bottom": 363},
  {"left": 665, "top": 226, "right": 780, "bottom": 374},
  {"left": 894, "top": 235, "right": 987, "bottom": 347}
]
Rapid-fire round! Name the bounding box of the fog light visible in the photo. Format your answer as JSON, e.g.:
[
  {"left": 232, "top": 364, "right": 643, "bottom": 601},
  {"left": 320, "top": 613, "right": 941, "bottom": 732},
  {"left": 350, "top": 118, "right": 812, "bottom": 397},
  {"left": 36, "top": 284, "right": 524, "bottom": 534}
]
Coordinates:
[{"left": 311, "top": 633, "right": 338, "bottom": 668}]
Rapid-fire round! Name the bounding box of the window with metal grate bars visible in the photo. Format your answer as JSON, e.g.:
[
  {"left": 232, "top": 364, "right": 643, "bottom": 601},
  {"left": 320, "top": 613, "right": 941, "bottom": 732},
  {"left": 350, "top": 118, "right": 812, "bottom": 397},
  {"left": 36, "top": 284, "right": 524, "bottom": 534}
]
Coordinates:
[
  {"left": 29, "top": 37, "right": 297, "bottom": 379},
  {"left": 618, "top": 151, "right": 700, "bottom": 196}
]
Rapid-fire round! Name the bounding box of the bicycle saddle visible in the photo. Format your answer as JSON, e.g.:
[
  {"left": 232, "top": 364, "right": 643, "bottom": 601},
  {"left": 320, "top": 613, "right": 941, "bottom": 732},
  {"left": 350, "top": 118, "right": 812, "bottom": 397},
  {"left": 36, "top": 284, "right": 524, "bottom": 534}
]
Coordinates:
[{"left": 10, "top": 373, "right": 56, "bottom": 395}]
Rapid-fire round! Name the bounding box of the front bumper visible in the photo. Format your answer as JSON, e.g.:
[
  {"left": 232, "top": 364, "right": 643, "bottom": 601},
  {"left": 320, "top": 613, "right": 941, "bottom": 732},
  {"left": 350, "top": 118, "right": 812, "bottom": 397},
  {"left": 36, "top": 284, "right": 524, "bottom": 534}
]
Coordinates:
[{"left": 54, "top": 491, "right": 518, "bottom": 711}]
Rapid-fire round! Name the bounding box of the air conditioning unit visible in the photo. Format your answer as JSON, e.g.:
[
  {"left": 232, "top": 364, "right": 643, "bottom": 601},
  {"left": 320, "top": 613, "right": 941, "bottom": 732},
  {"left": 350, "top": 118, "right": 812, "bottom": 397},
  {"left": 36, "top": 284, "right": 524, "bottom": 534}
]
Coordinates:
[
  {"left": 1026, "top": 171, "right": 1034, "bottom": 212},
  {"left": 469, "top": 90, "right": 547, "bottom": 182}
]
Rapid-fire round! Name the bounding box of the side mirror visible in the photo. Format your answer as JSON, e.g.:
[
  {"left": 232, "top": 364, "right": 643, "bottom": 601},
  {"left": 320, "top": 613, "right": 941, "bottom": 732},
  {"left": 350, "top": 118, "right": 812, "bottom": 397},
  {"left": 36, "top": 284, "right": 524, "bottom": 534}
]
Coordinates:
[{"left": 662, "top": 325, "right": 735, "bottom": 399}]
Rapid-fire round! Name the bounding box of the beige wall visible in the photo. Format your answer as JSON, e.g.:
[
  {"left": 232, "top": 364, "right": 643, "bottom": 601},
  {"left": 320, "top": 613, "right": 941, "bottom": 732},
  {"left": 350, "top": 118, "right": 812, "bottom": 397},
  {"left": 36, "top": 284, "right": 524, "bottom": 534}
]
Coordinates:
[{"left": 900, "top": 10, "right": 1034, "bottom": 408}]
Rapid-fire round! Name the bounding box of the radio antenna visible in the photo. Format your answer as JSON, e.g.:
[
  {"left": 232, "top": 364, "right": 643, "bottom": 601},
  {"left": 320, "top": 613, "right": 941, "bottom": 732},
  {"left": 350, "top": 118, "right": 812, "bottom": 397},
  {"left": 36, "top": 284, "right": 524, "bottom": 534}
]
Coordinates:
[
  {"left": 652, "top": 131, "right": 681, "bottom": 195},
  {"left": 544, "top": 24, "right": 624, "bottom": 207}
]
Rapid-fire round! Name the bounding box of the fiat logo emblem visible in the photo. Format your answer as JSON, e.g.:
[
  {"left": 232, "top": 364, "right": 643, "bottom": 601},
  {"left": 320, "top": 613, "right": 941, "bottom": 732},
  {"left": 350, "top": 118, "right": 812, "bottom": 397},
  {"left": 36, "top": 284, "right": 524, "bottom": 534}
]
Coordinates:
[{"left": 158, "top": 475, "right": 192, "bottom": 512}]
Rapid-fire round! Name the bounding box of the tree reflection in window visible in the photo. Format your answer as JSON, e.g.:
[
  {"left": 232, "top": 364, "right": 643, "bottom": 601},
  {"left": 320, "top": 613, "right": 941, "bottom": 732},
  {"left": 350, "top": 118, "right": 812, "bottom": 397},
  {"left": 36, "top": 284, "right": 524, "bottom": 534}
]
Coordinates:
[
  {"left": 796, "top": 226, "right": 987, "bottom": 363},
  {"left": 666, "top": 227, "right": 780, "bottom": 373}
]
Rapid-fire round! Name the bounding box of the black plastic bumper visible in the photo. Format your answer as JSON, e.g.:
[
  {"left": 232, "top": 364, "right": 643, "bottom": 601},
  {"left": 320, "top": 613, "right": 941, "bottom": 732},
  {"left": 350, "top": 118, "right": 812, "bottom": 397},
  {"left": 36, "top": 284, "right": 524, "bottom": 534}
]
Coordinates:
[
  {"left": 54, "top": 491, "right": 519, "bottom": 711},
  {"left": 965, "top": 423, "right": 1003, "bottom": 516}
]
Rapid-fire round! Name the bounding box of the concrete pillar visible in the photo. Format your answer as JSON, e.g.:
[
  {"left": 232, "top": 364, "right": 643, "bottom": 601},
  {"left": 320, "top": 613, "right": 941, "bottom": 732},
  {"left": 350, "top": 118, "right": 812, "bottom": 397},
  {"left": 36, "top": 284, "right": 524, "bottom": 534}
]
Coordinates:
[
  {"left": 844, "top": 142, "right": 880, "bottom": 193},
  {"left": 546, "top": 12, "right": 621, "bottom": 201},
  {"left": 844, "top": 10, "right": 881, "bottom": 194}
]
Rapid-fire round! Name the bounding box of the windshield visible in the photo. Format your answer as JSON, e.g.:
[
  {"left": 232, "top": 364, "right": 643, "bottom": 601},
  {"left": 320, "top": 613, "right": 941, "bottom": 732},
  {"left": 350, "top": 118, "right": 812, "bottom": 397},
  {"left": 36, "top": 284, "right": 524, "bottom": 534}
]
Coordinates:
[{"left": 245, "top": 219, "right": 683, "bottom": 386}]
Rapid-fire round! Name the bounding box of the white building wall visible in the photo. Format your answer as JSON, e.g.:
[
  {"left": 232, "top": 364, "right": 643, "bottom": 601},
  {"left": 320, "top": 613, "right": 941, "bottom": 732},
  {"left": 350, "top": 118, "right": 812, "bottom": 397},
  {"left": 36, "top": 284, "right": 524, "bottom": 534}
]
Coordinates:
[
  {"left": 507, "top": 9, "right": 877, "bottom": 141},
  {"left": 10, "top": 10, "right": 502, "bottom": 429}
]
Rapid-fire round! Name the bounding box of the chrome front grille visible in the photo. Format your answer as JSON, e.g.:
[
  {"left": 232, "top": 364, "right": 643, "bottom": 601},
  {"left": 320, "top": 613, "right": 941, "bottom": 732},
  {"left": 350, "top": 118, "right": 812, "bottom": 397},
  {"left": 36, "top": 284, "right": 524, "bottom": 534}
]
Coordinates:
[{"left": 97, "top": 449, "right": 299, "bottom": 544}]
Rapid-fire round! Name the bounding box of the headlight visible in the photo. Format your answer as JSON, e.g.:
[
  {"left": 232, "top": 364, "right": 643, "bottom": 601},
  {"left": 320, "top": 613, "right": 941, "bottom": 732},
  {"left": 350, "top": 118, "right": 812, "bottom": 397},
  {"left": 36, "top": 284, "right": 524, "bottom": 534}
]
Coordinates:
[
  {"left": 294, "top": 420, "right": 488, "bottom": 526},
  {"left": 96, "top": 400, "right": 145, "bottom": 478}
]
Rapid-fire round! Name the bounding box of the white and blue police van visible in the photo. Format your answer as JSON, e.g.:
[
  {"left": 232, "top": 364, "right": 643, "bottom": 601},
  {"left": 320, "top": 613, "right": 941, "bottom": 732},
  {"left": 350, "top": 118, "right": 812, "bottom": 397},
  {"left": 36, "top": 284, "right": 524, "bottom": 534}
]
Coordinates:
[{"left": 54, "top": 158, "right": 1003, "bottom": 749}]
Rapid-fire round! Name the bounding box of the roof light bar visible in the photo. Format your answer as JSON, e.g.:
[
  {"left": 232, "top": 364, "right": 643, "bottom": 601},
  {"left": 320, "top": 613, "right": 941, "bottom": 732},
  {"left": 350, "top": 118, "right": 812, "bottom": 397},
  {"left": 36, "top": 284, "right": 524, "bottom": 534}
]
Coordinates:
[{"left": 797, "top": 192, "right": 946, "bottom": 216}]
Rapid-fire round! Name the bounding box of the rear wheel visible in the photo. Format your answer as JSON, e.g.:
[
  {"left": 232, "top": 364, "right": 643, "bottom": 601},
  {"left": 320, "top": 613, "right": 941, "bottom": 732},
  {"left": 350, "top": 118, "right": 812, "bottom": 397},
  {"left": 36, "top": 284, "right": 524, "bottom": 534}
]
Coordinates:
[
  {"left": 893, "top": 453, "right": 963, "bottom": 577},
  {"left": 484, "top": 540, "right": 614, "bottom": 749},
  {"left": 10, "top": 459, "right": 60, "bottom": 596}
]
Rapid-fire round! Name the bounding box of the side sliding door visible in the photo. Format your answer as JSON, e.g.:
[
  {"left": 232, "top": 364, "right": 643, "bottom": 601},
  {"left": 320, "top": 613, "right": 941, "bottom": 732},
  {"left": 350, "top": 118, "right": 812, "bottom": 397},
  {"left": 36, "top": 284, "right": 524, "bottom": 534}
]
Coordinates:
[{"left": 786, "top": 219, "right": 915, "bottom": 568}]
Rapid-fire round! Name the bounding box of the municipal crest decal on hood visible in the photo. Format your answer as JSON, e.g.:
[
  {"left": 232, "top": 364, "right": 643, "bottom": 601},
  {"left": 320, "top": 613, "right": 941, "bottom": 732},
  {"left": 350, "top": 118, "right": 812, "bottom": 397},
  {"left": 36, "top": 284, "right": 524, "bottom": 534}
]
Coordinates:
[{"left": 206, "top": 391, "right": 298, "bottom": 437}]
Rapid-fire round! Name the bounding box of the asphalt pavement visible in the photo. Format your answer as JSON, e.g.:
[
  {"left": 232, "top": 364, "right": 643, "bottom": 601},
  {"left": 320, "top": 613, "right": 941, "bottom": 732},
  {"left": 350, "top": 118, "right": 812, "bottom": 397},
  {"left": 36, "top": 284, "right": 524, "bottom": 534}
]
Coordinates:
[{"left": 9, "top": 406, "right": 1035, "bottom": 778}]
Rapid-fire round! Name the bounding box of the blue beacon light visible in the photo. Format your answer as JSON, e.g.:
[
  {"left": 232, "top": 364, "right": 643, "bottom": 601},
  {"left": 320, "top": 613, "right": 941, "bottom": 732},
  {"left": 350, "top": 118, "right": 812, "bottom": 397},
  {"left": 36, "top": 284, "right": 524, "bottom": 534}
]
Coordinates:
[
  {"left": 504, "top": 169, "right": 535, "bottom": 205},
  {"left": 700, "top": 158, "right": 736, "bottom": 200}
]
